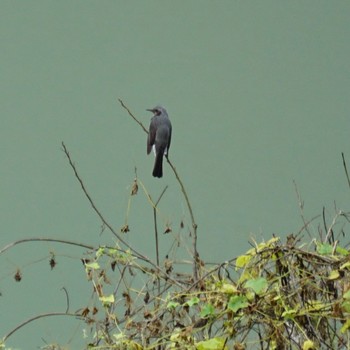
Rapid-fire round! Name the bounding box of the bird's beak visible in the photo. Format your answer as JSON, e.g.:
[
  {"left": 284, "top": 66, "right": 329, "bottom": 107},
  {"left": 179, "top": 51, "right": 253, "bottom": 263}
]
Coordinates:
[{"left": 146, "top": 108, "right": 154, "bottom": 113}]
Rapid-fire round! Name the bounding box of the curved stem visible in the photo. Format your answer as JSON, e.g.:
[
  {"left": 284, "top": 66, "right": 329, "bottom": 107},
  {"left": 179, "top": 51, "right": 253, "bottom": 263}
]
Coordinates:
[{"left": 3, "top": 312, "right": 78, "bottom": 342}]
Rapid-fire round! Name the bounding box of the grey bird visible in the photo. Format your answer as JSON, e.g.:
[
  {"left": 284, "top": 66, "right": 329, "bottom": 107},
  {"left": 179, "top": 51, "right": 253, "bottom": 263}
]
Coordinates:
[{"left": 147, "top": 106, "right": 172, "bottom": 178}]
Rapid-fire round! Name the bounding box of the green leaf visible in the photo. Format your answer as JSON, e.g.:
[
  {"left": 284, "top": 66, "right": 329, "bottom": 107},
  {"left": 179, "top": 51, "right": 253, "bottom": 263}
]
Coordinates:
[
  {"left": 305, "top": 300, "right": 327, "bottom": 311},
  {"left": 343, "top": 290, "right": 350, "bottom": 300},
  {"left": 282, "top": 308, "right": 297, "bottom": 319},
  {"left": 96, "top": 246, "right": 106, "bottom": 258},
  {"left": 252, "top": 237, "right": 279, "bottom": 253},
  {"left": 244, "top": 277, "right": 268, "bottom": 295},
  {"left": 341, "top": 319, "right": 350, "bottom": 333},
  {"left": 238, "top": 270, "right": 254, "bottom": 284},
  {"left": 167, "top": 301, "right": 179, "bottom": 309},
  {"left": 108, "top": 248, "right": 120, "bottom": 257},
  {"left": 196, "top": 337, "right": 226, "bottom": 350},
  {"left": 85, "top": 261, "right": 100, "bottom": 270},
  {"left": 341, "top": 301, "right": 350, "bottom": 313},
  {"left": 228, "top": 295, "right": 248, "bottom": 313},
  {"left": 99, "top": 294, "right": 115, "bottom": 305},
  {"left": 336, "top": 245, "right": 349, "bottom": 256},
  {"left": 185, "top": 297, "right": 200, "bottom": 307},
  {"left": 236, "top": 255, "right": 251, "bottom": 269},
  {"left": 200, "top": 303, "right": 215, "bottom": 318},
  {"left": 316, "top": 242, "right": 333, "bottom": 255}
]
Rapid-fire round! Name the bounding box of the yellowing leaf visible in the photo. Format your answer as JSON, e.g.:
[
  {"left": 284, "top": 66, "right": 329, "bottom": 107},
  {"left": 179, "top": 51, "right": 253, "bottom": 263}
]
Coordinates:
[
  {"left": 341, "top": 301, "right": 350, "bottom": 313},
  {"left": 302, "top": 339, "right": 315, "bottom": 350},
  {"left": 236, "top": 255, "right": 251, "bottom": 269},
  {"left": 336, "top": 245, "right": 349, "bottom": 256},
  {"left": 238, "top": 271, "right": 254, "bottom": 284},
  {"left": 85, "top": 262, "right": 100, "bottom": 270},
  {"left": 256, "top": 237, "right": 279, "bottom": 252},
  {"left": 282, "top": 308, "right": 297, "bottom": 319},
  {"left": 99, "top": 294, "right": 115, "bottom": 305},
  {"left": 305, "top": 300, "right": 327, "bottom": 311},
  {"left": 328, "top": 270, "right": 340, "bottom": 280},
  {"left": 220, "top": 283, "right": 238, "bottom": 294},
  {"left": 196, "top": 337, "right": 227, "bottom": 350},
  {"left": 340, "top": 262, "right": 350, "bottom": 270},
  {"left": 341, "top": 319, "right": 350, "bottom": 333},
  {"left": 185, "top": 297, "right": 200, "bottom": 307},
  {"left": 266, "top": 236, "right": 280, "bottom": 245},
  {"left": 96, "top": 246, "right": 106, "bottom": 258}
]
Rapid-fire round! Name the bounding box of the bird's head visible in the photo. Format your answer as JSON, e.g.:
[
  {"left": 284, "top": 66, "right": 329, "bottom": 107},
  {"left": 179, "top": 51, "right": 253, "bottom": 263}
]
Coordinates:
[{"left": 146, "top": 106, "right": 167, "bottom": 116}]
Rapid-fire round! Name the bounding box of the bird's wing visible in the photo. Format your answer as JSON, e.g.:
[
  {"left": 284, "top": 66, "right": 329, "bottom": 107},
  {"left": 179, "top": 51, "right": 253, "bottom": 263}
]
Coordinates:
[
  {"left": 167, "top": 123, "right": 172, "bottom": 153},
  {"left": 147, "top": 119, "right": 156, "bottom": 154}
]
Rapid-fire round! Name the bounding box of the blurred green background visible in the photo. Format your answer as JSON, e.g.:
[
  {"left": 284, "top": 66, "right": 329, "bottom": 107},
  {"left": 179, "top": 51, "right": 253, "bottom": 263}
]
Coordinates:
[{"left": 1, "top": 1, "right": 349, "bottom": 348}]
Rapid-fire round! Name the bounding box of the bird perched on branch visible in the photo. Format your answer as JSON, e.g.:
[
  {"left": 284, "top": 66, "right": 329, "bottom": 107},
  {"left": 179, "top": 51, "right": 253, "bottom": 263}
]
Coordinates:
[{"left": 147, "top": 106, "right": 172, "bottom": 178}]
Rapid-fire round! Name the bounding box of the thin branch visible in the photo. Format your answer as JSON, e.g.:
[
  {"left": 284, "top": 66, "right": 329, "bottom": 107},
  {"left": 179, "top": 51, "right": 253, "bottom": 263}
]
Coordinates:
[
  {"left": 3, "top": 312, "right": 78, "bottom": 342},
  {"left": 153, "top": 186, "right": 168, "bottom": 267},
  {"left": 62, "top": 142, "right": 116, "bottom": 235},
  {"left": 118, "top": 98, "right": 148, "bottom": 133},
  {"left": 296, "top": 214, "right": 321, "bottom": 236},
  {"left": 322, "top": 206, "right": 327, "bottom": 242},
  {"left": 0, "top": 237, "right": 95, "bottom": 255},
  {"left": 155, "top": 185, "right": 168, "bottom": 207},
  {"left": 147, "top": 185, "right": 168, "bottom": 268},
  {"left": 165, "top": 155, "right": 199, "bottom": 280},
  {"left": 324, "top": 210, "right": 343, "bottom": 244},
  {"left": 62, "top": 141, "right": 140, "bottom": 252},
  {"left": 61, "top": 287, "right": 70, "bottom": 313},
  {"left": 153, "top": 187, "right": 168, "bottom": 302},
  {"left": 293, "top": 180, "right": 312, "bottom": 238},
  {"left": 61, "top": 142, "right": 181, "bottom": 286},
  {"left": 342, "top": 152, "right": 350, "bottom": 189},
  {"left": 153, "top": 203, "right": 160, "bottom": 268}
]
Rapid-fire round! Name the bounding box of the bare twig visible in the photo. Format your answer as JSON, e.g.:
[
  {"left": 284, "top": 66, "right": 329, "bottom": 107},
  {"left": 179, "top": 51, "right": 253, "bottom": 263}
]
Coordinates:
[
  {"left": 342, "top": 152, "right": 350, "bottom": 189},
  {"left": 324, "top": 210, "right": 343, "bottom": 244},
  {"left": 0, "top": 237, "right": 95, "bottom": 255},
  {"left": 61, "top": 287, "right": 70, "bottom": 313},
  {"left": 118, "top": 99, "right": 200, "bottom": 282},
  {"left": 140, "top": 185, "right": 169, "bottom": 306},
  {"left": 3, "top": 312, "right": 78, "bottom": 342},
  {"left": 155, "top": 185, "right": 168, "bottom": 207},
  {"left": 61, "top": 142, "right": 181, "bottom": 287},
  {"left": 293, "top": 180, "right": 312, "bottom": 238},
  {"left": 165, "top": 156, "right": 199, "bottom": 280},
  {"left": 153, "top": 186, "right": 168, "bottom": 268},
  {"left": 118, "top": 98, "right": 148, "bottom": 133}
]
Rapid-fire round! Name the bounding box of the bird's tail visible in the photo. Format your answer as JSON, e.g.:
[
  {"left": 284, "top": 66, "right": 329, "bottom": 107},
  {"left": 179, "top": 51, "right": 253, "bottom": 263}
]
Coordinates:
[{"left": 153, "top": 151, "right": 164, "bottom": 178}]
